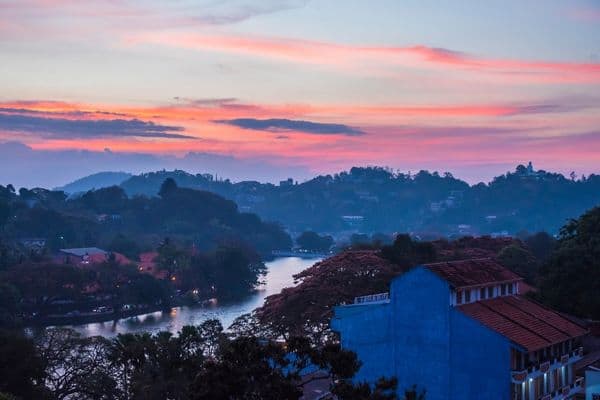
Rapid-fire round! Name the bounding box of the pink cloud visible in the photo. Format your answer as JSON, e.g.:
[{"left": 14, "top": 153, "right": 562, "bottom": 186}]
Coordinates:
[
  {"left": 1, "top": 97, "right": 598, "bottom": 165},
  {"left": 1, "top": 97, "right": 598, "bottom": 183},
  {"left": 567, "top": 7, "right": 600, "bottom": 22},
  {"left": 125, "top": 32, "right": 600, "bottom": 84}
]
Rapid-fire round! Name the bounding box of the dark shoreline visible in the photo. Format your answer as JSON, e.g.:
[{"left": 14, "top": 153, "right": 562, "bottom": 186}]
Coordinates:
[
  {"left": 26, "top": 292, "right": 253, "bottom": 328},
  {"left": 27, "top": 303, "right": 174, "bottom": 328}
]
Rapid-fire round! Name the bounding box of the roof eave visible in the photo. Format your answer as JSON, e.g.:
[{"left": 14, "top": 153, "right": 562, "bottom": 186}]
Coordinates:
[{"left": 451, "top": 277, "right": 524, "bottom": 290}]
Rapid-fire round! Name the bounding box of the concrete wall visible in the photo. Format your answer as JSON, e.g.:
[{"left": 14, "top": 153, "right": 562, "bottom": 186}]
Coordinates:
[
  {"left": 332, "top": 302, "right": 394, "bottom": 381},
  {"left": 449, "top": 308, "right": 511, "bottom": 399},
  {"left": 332, "top": 266, "right": 511, "bottom": 400}
]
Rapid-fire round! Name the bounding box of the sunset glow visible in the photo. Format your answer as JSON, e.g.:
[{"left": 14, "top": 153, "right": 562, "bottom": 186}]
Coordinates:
[{"left": 1, "top": 0, "right": 599, "bottom": 187}]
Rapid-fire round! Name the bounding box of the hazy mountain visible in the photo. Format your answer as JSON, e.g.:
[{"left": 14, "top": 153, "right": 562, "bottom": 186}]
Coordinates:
[
  {"left": 55, "top": 171, "right": 133, "bottom": 194},
  {"left": 0, "top": 141, "right": 310, "bottom": 189},
  {"left": 113, "top": 166, "right": 600, "bottom": 237}
]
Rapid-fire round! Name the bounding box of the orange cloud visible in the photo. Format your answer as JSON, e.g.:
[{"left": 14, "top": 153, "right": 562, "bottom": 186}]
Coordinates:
[
  {"left": 3, "top": 97, "right": 598, "bottom": 183},
  {"left": 1, "top": 97, "right": 595, "bottom": 137}
]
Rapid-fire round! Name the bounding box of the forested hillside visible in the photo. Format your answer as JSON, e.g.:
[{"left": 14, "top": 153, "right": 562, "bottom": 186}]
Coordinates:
[
  {"left": 0, "top": 179, "right": 291, "bottom": 255},
  {"left": 80, "top": 165, "right": 600, "bottom": 236}
]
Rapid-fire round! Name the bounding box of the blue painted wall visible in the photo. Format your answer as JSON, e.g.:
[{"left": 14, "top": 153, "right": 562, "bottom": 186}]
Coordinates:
[
  {"left": 586, "top": 370, "right": 600, "bottom": 400},
  {"left": 449, "top": 308, "right": 511, "bottom": 398},
  {"left": 331, "top": 266, "right": 512, "bottom": 400}
]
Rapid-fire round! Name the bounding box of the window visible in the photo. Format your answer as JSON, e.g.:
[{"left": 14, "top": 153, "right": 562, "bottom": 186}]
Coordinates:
[
  {"left": 508, "top": 283, "right": 514, "bottom": 294},
  {"left": 480, "top": 287, "right": 486, "bottom": 299},
  {"left": 501, "top": 284, "right": 507, "bottom": 295},
  {"left": 456, "top": 290, "right": 463, "bottom": 304},
  {"left": 488, "top": 286, "right": 494, "bottom": 298},
  {"left": 464, "top": 290, "right": 471, "bottom": 303}
]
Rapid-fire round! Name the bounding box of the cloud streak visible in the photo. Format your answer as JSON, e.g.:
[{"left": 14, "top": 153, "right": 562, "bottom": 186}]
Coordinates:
[
  {"left": 214, "top": 118, "right": 365, "bottom": 136},
  {"left": 0, "top": 111, "right": 192, "bottom": 140},
  {"left": 126, "top": 33, "right": 600, "bottom": 83},
  {"left": 190, "top": 0, "right": 311, "bottom": 25}
]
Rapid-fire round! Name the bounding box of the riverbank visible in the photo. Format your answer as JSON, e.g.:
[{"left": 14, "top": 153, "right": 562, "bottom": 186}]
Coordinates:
[
  {"left": 30, "top": 303, "right": 170, "bottom": 327},
  {"left": 29, "top": 295, "right": 224, "bottom": 328},
  {"left": 270, "top": 250, "right": 331, "bottom": 259},
  {"left": 51, "top": 256, "right": 322, "bottom": 338}
]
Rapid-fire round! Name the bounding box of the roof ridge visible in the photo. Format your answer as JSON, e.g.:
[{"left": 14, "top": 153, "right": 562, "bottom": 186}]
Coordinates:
[
  {"left": 423, "top": 257, "right": 493, "bottom": 266},
  {"left": 423, "top": 258, "right": 523, "bottom": 288}
]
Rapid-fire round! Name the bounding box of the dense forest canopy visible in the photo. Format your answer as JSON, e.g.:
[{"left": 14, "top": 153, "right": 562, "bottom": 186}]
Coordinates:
[
  {"left": 59, "top": 164, "right": 600, "bottom": 236},
  {"left": 0, "top": 179, "right": 291, "bottom": 255},
  {"left": 538, "top": 206, "right": 600, "bottom": 320}
]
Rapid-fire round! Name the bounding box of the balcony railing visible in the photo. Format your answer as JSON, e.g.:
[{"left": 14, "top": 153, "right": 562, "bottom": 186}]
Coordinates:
[
  {"left": 533, "top": 376, "right": 584, "bottom": 400},
  {"left": 354, "top": 292, "right": 389, "bottom": 304},
  {"left": 511, "top": 347, "right": 584, "bottom": 383}
]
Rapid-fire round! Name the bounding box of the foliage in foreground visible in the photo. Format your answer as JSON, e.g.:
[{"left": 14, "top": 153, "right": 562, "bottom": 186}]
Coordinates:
[
  {"left": 538, "top": 206, "right": 600, "bottom": 319},
  {"left": 0, "top": 320, "right": 410, "bottom": 400}
]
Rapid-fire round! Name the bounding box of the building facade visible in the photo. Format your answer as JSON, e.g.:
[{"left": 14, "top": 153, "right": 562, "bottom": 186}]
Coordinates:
[{"left": 331, "top": 259, "right": 587, "bottom": 400}]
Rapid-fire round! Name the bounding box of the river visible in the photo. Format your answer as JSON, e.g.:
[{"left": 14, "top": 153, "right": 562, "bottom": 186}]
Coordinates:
[{"left": 63, "top": 256, "right": 321, "bottom": 338}]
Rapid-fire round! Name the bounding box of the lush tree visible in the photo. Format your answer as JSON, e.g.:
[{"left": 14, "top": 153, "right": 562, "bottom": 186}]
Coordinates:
[
  {"left": 1, "top": 263, "right": 88, "bottom": 307},
  {"left": 333, "top": 377, "right": 399, "bottom": 400},
  {"left": 538, "top": 206, "right": 600, "bottom": 319},
  {"left": 257, "top": 250, "right": 403, "bottom": 341},
  {"left": 80, "top": 186, "right": 128, "bottom": 213},
  {"left": 108, "top": 332, "right": 155, "bottom": 398},
  {"left": 191, "top": 334, "right": 398, "bottom": 400},
  {"left": 211, "top": 245, "right": 266, "bottom": 299},
  {"left": 0, "top": 199, "right": 9, "bottom": 227},
  {"left": 107, "top": 234, "right": 140, "bottom": 260},
  {"left": 158, "top": 178, "right": 178, "bottom": 198},
  {"left": 496, "top": 244, "right": 538, "bottom": 283},
  {"left": 296, "top": 231, "right": 334, "bottom": 252},
  {"left": 196, "top": 319, "right": 224, "bottom": 358},
  {"left": 0, "top": 282, "right": 21, "bottom": 328},
  {"left": 122, "top": 273, "right": 171, "bottom": 307},
  {"left": 1, "top": 322, "right": 405, "bottom": 400},
  {"left": 191, "top": 336, "right": 301, "bottom": 400},
  {"left": 0, "top": 330, "right": 47, "bottom": 399},
  {"left": 37, "top": 328, "right": 118, "bottom": 400},
  {"left": 156, "top": 238, "right": 190, "bottom": 276},
  {"left": 107, "top": 320, "right": 224, "bottom": 399},
  {"left": 523, "top": 232, "right": 556, "bottom": 262},
  {"left": 229, "top": 312, "right": 274, "bottom": 339},
  {"left": 380, "top": 234, "right": 436, "bottom": 267}
]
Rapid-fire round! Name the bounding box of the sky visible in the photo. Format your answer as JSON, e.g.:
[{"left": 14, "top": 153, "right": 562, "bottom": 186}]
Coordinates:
[{"left": 1, "top": 0, "right": 599, "bottom": 188}]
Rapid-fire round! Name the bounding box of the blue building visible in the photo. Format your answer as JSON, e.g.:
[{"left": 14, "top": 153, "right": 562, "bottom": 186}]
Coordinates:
[{"left": 331, "top": 259, "right": 587, "bottom": 400}]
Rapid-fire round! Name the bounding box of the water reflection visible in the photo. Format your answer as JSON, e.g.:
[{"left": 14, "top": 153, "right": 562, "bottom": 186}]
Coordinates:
[{"left": 63, "top": 256, "right": 321, "bottom": 338}]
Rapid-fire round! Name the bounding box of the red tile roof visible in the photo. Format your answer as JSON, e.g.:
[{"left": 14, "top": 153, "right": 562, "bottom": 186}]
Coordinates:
[
  {"left": 424, "top": 258, "right": 522, "bottom": 289},
  {"left": 458, "top": 295, "right": 588, "bottom": 351}
]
